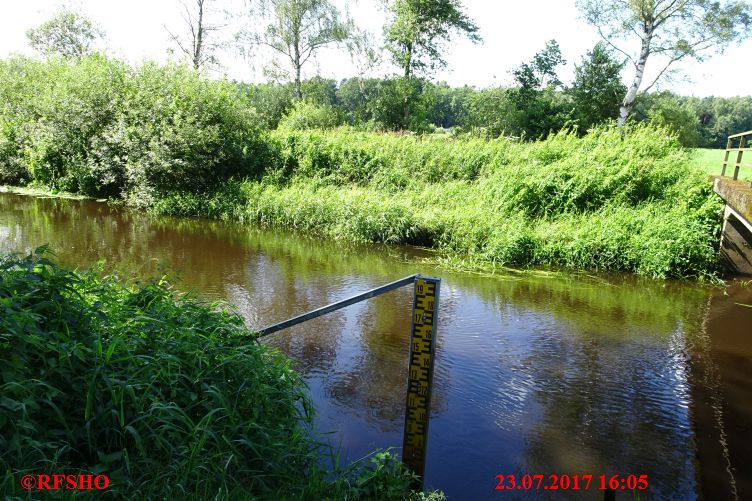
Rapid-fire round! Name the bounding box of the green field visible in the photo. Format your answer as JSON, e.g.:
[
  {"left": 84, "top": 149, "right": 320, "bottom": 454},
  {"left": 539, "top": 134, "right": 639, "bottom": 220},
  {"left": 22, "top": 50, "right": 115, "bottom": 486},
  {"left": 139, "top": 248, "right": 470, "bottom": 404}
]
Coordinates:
[{"left": 692, "top": 148, "right": 752, "bottom": 181}]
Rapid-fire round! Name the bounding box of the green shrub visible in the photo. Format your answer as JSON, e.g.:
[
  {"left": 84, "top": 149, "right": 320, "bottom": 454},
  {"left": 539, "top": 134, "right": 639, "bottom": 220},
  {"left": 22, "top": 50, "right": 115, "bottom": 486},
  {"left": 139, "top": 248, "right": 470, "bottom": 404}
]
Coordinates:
[
  {"left": 0, "top": 119, "right": 29, "bottom": 185},
  {"left": 278, "top": 100, "right": 344, "bottom": 131},
  {"left": 119, "top": 63, "right": 263, "bottom": 203},
  {"left": 0, "top": 56, "right": 265, "bottom": 201},
  {"left": 0, "top": 55, "right": 128, "bottom": 195}
]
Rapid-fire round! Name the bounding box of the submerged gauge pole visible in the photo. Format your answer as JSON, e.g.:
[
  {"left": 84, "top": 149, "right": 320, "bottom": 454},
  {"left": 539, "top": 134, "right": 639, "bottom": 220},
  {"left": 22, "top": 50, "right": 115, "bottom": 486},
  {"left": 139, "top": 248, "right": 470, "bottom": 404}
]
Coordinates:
[
  {"left": 402, "top": 276, "right": 440, "bottom": 487},
  {"left": 256, "top": 273, "right": 441, "bottom": 488}
]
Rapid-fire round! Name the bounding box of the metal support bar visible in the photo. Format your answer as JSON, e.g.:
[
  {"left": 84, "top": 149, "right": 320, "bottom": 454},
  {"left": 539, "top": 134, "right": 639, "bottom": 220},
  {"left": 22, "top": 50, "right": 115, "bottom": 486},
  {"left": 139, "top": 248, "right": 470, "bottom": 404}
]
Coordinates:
[{"left": 256, "top": 274, "right": 418, "bottom": 336}]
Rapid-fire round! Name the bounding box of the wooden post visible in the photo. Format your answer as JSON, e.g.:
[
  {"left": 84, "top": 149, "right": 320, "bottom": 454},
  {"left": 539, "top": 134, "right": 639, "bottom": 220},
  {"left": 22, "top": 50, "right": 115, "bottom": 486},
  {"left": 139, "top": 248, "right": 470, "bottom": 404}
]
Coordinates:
[
  {"left": 733, "top": 135, "right": 748, "bottom": 181},
  {"left": 722, "top": 137, "right": 733, "bottom": 176}
]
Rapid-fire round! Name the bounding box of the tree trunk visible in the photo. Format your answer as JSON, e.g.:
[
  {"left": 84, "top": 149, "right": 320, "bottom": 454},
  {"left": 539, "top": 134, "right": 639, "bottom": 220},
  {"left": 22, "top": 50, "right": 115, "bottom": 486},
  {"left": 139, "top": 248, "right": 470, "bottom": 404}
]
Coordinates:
[
  {"left": 618, "top": 21, "right": 653, "bottom": 127},
  {"left": 293, "top": 29, "right": 302, "bottom": 100},
  {"left": 294, "top": 63, "right": 302, "bottom": 99},
  {"left": 403, "top": 42, "right": 412, "bottom": 127},
  {"left": 193, "top": 0, "right": 204, "bottom": 71},
  {"left": 403, "top": 42, "right": 412, "bottom": 79}
]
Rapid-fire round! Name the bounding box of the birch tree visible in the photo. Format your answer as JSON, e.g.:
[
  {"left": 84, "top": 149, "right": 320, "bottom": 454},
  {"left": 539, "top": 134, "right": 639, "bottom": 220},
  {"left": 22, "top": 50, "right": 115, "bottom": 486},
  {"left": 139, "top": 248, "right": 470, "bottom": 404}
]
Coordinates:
[
  {"left": 241, "top": 0, "right": 355, "bottom": 99},
  {"left": 165, "top": 0, "right": 225, "bottom": 72},
  {"left": 384, "top": 0, "right": 480, "bottom": 79},
  {"left": 577, "top": 0, "right": 751, "bottom": 126},
  {"left": 384, "top": 0, "right": 479, "bottom": 124}
]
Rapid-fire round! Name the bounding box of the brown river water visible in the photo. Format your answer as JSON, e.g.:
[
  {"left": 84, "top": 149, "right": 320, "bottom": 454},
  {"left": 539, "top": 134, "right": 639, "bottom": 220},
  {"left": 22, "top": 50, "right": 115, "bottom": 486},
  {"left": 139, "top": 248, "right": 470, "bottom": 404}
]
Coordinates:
[{"left": 1, "top": 192, "right": 751, "bottom": 500}]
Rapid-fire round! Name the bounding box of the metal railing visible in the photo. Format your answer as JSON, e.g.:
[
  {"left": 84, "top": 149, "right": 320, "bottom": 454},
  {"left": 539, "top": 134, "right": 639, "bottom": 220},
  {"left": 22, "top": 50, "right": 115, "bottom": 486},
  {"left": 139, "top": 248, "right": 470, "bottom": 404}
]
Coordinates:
[{"left": 721, "top": 130, "right": 752, "bottom": 183}]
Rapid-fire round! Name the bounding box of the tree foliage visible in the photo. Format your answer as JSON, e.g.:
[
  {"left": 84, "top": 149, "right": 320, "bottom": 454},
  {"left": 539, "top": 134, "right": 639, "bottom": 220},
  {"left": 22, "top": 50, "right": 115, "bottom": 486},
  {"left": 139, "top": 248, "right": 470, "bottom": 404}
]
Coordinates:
[
  {"left": 577, "top": 0, "right": 752, "bottom": 125},
  {"left": 384, "top": 0, "right": 480, "bottom": 79},
  {"left": 641, "top": 91, "right": 701, "bottom": 146},
  {"left": 569, "top": 43, "right": 627, "bottom": 131},
  {"left": 26, "top": 9, "right": 105, "bottom": 59},
  {"left": 510, "top": 40, "right": 572, "bottom": 139},
  {"left": 336, "top": 76, "right": 431, "bottom": 131},
  {"left": 243, "top": 0, "right": 355, "bottom": 99},
  {"left": 278, "top": 99, "right": 343, "bottom": 130}
]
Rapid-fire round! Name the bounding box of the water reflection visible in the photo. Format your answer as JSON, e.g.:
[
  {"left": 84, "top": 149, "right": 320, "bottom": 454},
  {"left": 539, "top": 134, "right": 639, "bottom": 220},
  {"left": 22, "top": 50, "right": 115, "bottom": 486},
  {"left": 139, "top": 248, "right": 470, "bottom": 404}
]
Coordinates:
[
  {"left": 2, "top": 192, "right": 751, "bottom": 500},
  {"left": 690, "top": 288, "right": 752, "bottom": 499}
]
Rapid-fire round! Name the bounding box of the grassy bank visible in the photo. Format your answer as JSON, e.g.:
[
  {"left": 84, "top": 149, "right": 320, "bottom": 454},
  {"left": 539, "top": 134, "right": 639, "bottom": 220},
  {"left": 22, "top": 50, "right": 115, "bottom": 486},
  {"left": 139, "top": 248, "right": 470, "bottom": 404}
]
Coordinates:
[
  {"left": 0, "top": 249, "right": 438, "bottom": 499},
  {"left": 152, "top": 126, "right": 723, "bottom": 280},
  {"left": 0, "top": 55, "right": 725, "bottom": 279}
]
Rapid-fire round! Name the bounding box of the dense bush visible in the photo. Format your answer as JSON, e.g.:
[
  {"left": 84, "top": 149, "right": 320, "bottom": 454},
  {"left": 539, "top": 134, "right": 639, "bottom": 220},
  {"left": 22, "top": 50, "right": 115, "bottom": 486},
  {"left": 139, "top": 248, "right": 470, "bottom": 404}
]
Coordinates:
[
  {"left": 153, "top": 124, "right": 724, "bottom": 279},
  {"left": 278, "top": 100, "right": 344, "bottom": 130},
  {"left": 0, "top": 55, "right": 264, "bottom": 201},
  {"left": 0, "top": 249, "right": 436, "bottom": 499}
]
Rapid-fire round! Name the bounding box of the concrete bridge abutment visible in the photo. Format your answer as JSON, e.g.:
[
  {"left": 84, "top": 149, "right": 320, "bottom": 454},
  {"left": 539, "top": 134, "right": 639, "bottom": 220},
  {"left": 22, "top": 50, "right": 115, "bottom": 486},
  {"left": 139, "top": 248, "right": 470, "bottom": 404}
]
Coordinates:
[{"left": 711, "top": 176, "right": 752, "bottom": 276}]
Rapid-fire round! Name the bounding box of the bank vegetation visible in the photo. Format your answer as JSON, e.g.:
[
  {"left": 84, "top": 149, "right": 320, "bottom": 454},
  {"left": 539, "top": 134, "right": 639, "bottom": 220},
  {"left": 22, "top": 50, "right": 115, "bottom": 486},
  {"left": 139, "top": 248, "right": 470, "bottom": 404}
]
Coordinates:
[{"left": 0, "top": 56, "right": 724, "bottom": 279}]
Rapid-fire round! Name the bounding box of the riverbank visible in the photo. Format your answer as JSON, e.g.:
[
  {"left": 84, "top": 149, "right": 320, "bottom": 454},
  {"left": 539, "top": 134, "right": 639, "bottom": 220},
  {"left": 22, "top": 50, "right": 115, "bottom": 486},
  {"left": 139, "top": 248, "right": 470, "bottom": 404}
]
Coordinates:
[
  {"left": 1, "top": 124, "right": 724, "bottom": 280},
  {"left": 151, "top": 126, "right": 723, "bottom": 280},
  {"left": 0, "top": 185, "right": 99, "bottom": 200},
  {"left": 0, "top": 56, "right": 724, "bottom": 279},
  {"left": 0, "top": 249, "right": 440, "bottom": 499}
]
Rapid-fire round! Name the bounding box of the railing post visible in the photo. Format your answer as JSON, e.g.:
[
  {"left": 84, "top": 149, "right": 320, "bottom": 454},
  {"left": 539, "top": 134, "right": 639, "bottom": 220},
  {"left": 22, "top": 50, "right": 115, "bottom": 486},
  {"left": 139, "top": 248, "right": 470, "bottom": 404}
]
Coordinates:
[
  {"left": 722, "top": 136, "right": 733, "bottom": 176},
  {"left": 733, "top": 135, "right": 748, "bottom": 181}
]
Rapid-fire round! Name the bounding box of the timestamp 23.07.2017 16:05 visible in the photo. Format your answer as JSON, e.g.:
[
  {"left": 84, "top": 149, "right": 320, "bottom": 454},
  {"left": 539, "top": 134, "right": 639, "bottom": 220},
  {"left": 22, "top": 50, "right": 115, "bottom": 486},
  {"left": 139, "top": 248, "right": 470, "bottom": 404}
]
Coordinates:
[{"left": 495, "top": 474, "right": 649, "bottom": 492}]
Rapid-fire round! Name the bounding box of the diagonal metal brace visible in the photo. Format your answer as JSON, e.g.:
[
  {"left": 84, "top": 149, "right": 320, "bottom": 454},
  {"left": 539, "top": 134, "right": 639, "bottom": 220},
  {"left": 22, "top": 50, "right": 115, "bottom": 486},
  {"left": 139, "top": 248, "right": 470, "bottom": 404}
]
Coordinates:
[{"left": 256, "top": 274, "right": 419, "bottom": 336}]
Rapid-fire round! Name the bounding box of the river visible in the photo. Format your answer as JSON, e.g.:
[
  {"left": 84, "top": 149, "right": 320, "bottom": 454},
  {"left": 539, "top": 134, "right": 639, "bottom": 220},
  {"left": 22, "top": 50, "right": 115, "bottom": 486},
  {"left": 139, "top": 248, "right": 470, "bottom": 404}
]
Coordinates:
[{"left": 1, "top": 192, "right": 750, "bottom": 500}]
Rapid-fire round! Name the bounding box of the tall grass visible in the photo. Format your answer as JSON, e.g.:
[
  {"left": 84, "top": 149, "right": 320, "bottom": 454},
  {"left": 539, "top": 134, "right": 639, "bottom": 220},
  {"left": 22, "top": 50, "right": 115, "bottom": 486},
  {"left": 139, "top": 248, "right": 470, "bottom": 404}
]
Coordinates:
[
  {"left": 153, "top": 125, "right": 723, "bottom": 279},
  {"left": 0, "top": 248, "right": 438, "bottom": 499}
]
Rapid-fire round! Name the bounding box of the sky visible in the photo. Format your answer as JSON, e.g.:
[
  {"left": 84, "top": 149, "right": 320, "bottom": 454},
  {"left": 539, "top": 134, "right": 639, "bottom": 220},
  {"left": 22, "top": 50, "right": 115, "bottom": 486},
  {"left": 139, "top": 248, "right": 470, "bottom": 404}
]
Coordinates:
[{"left": 1, "top": 0, "right": 750, "bottom": 97}]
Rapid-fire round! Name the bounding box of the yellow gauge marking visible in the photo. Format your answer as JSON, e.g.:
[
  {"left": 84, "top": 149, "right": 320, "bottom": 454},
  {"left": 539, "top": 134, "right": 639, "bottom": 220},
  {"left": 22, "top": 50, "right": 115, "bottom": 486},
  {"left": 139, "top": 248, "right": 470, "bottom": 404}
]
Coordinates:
[{"left": 402, "top": 277, "right": 439, "bottom": 479}]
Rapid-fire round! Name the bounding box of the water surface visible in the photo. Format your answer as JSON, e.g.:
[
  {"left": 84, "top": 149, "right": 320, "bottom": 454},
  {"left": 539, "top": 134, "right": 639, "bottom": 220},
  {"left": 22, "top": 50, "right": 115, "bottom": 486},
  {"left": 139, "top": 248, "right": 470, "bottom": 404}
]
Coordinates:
[{"left": 1, "top": 193, "right": 751, "bottom": 500}]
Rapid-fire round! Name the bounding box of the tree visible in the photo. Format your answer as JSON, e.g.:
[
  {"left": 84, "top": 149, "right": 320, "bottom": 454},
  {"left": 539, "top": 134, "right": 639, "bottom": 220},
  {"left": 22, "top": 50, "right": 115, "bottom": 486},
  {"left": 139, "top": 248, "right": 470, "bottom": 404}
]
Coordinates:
[
  {"left": 300, "top": 76, "right": 338, "bottom": 106},
  {"left": 510, "top": 40, "right": 571, "bottom": 139},
  {"left": 569, "top": 43, "right": 627, "bottom": 131},
  {"left": 513, "top": 39, "right": 565, "bottom": 96},
  {"left": 643, "top": 91, "right": 700, "bottom": 148},
  {"left": 335, "top": 77, "right": 430, "bottom": 131},
  {"left": 26, "top": 9, "right": 104, "bottom": 58},
  {"left": 384, "top": 0, "right": 480, "bottom": 79},
  {"left": 165, "top": 0, "right": 225, "bottom": 72},
  {"left": 463, "top": 87, "right": 518, "bottom": 138},
  {"left": 242, "top": 0, "right": 355, "bottom": 99},
  {"left": 384, "top": 0, "right": 479, "bottom": 125},
  {"left": 237, "top": 82, "right": 294, "bottom": 129},
  {"left": 577, "top": 0, "right": 752, "bottom": 126}
]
